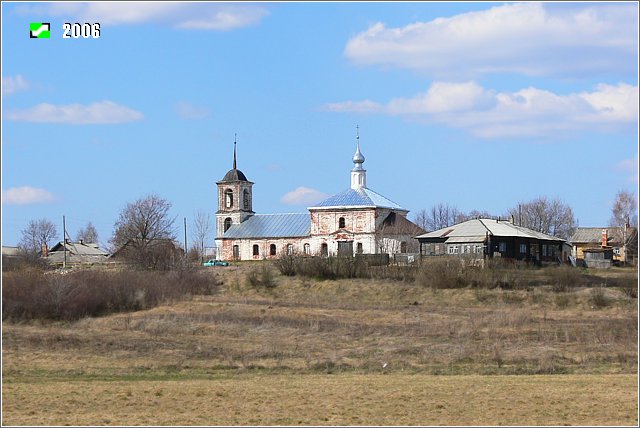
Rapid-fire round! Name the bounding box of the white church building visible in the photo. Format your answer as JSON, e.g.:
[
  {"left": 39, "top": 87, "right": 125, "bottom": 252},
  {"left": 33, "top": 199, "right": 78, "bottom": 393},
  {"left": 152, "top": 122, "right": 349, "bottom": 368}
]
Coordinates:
[{"left": 215, "top": 135, "right": 424, "bottom": 261}]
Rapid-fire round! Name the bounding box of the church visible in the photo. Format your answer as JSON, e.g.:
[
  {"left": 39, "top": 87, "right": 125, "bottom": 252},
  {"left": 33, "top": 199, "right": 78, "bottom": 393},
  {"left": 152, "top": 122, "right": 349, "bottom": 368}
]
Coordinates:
[{"left": 214, "top": 135, "right": 424, "bottom": 261}]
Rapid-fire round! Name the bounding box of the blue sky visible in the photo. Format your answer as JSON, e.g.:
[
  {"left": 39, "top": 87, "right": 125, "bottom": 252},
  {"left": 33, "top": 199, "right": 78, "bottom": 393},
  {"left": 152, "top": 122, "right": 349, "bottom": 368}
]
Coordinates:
[{"left": 2, "top": 1, "right": 638, "bottom": 248}]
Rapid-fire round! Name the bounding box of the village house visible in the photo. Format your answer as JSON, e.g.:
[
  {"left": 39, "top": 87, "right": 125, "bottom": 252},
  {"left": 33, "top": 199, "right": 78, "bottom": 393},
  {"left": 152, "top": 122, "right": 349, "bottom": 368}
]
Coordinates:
[
  {"left": 215, "top": 137, "right": 424, "bottom": 261},
  {"left": 416, "top": 218, "right": 568, "bottom": 263},
  {"left": 44, "top": 240, "right": 110, "bottom": 266},
  {"left": 570, "top": 226, "right": 638, "bottom": 266}
]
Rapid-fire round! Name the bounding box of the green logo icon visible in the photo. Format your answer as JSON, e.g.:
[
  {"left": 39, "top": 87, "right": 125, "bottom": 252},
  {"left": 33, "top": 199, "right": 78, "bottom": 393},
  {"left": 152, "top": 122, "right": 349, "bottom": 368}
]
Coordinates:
[{"left": 30, "top": 22, "right": 50, "bottom": 38}]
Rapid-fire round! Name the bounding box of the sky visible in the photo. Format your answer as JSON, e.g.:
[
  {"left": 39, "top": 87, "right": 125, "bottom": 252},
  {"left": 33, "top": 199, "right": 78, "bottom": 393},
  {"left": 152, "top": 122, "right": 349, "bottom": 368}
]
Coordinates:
[{"left": 2, "top": 1, "right": 638, "bottom": 249}]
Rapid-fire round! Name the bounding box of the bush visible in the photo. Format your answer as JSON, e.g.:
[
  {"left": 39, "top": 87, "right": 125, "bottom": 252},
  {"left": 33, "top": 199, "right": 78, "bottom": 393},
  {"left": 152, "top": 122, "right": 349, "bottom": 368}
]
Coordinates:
[
  {"left": 589, "top": 287, "right": 610, "bottom": 309},
  {"left": 273, "top": 255, "right": 368, "bottom": 281},
  {"left": 550, "top": 265, "right": 582, "bottom": 292},
  {"left": 2, "top": 269, "right": 220, "bottom": 321},
  {"left": 246, "top": 265, "right": 277, "bottom": 289}
]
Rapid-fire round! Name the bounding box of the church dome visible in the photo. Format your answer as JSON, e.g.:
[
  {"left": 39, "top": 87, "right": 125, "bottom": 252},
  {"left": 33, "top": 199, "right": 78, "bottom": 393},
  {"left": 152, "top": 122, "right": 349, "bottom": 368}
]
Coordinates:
[
  {"left": 222, "top": 168, "right": 248, "bottom": 182},
  {"left": 353, "top": 143, "right": 365, "bottom": 163}
]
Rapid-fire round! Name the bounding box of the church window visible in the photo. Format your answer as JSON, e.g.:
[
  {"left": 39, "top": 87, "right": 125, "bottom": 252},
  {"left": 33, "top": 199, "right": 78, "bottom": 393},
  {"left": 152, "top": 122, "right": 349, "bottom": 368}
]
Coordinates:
[
  {"left": 339, "top": 217, "right": 346, "bottom": 228},
  {"left": 253, "top": 244, "right": 259, "bottom": 256},
  {"left": 225, "top": 189, "right": 233, "bottom": 209},
  {"left": 304, "top": 243, "right": 310, "bottom": 255},
  {"left": 401, "top": 242, "right": 407, "bottom": 253},
  {"left": 357, "top": 242, "right": 363, "bottom": 254},
  {"left": 321, "top": 243, "right": 328, "bottom": 257},
  {"left": 224, "top": 218, "right": 232, "bottom": 232},
  {"left": 233, "top": 245, "right": 239, "bottom": 259},
  {"left": 287, "top": 244, "right": 294, "bottom": 255},
  {"left": 243, "top": 189, "right": 250, "bottom": 210},
  {"left": 270, "top": 244, "right": 277, "bottom": 256}
]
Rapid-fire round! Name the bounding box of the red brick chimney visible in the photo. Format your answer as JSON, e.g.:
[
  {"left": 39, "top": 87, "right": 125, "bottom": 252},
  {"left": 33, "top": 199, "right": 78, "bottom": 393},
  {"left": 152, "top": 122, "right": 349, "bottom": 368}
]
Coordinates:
[
  {"left": 601, "top": 229, "right": 608, "bottom": 247},
  {"left": 41, "top": 243, "right": 49, "bottom": 257}
]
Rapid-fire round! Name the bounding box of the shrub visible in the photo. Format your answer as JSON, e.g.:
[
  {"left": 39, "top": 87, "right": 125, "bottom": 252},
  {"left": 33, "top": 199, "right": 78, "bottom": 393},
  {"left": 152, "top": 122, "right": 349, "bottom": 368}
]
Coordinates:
[
  {"left": 2, "top": 269, "right": 220, "bottom": 321},
  {"left": 550, "top": 265, "right": 581, "bottom": 292},
  {"left": 246, "top": 265, "right": 277, "bottom": 289},
  {"left": 589, "top": 287, "right": 610, "bottom": 309}
]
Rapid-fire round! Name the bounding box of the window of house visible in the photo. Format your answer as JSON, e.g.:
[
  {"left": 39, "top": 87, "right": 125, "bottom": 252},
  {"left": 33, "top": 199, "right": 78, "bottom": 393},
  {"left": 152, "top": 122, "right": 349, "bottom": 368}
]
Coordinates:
[
  {"left": 542, "top": 245, "right": 547, "bottom": 257},
  {"left": 287, "top": 244, "right": 293, "bottom": 255},
  {"left": 448, "top": 245, "right": 459, "bottom": 254},
  {"left": 339, "top": 217, "right": 346, "bottom": 228},
  {"left": 475, "top": 244, "right": 484, "bottom": 253},
  {"left": 401, "top": 242, "right": 407, "bottom": 253},
  {"left": 270, "top": 244, "right": 276, "bottom": 256},
  {"left": 253, "top": 244, "right": 259, "bottom": 256},
  {"left": 304, "top": 243, "right": 310, "bottom": 255},
  {"left": 243, "top": 189, "right": 250, "bottom": 210},
  {"left": 225, "top": 190, "right": 233, "bottom": 208},
  {"left": 357, "top": 242, "right": 363, "bottom": 254},
  {"left": 498, "top": 242, "right": 506, "bottom": 252},
  {"left": 321, "top": 243, "right": 328, "bottom": 257},
  {"left": 233, "top": 245, "right": 239, "bottom": 259},
  {"left": 224, "top": 217, "right": 232, "bottom": 232},
  {"left": 520, "top": 244, "right": 527, "bottom": 254},
  {"left": 435, "top": 244, "right": 440, "bottom": 254}
]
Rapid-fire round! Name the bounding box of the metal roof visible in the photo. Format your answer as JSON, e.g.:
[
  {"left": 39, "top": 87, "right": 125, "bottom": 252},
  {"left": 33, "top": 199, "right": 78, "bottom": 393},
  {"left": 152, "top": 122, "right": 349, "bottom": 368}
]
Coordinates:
[
  {"left": 222, "top": 213, "right": 310, "bottom": 239},
  {"left": 49, "top": 241, "right": 109, "bottom": 256},
  {"left": 310, "top": 187, "right": 406, "bottom": 211},
  {"left": 416, "top": 219, "right": 565, "bottom": 242},
  {"left": 570, "top": 227, "right": 624, "bottom": 244}
]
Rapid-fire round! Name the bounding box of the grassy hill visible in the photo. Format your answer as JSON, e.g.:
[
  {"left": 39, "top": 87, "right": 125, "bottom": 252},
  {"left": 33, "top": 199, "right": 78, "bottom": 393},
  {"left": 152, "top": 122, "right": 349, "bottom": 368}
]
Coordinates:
[{"left": 2, "top": 261, "right": 638, "bottom": 425}]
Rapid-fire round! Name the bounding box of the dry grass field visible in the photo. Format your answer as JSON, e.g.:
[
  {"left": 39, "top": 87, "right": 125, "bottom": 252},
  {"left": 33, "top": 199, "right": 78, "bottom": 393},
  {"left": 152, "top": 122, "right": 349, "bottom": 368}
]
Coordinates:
[{"left": 2, "top": 262, "right": 638, "bottom": 425}]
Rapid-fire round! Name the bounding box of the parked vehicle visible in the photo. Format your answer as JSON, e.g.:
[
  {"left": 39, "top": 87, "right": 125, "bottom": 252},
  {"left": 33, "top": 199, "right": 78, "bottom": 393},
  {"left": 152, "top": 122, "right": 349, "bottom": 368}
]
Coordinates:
[{"left": 203, "top": 259, "right": 229, "bottom": 267}]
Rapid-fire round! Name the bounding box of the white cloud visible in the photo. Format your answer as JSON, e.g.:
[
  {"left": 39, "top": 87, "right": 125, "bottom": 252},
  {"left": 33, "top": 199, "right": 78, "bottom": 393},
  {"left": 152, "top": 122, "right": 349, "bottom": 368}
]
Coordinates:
[
  {"left": 6, "top": 101, "right": 143, "bottom": 124},
  {"left": 2, "top": 186, "right": 55, "bottom": 205},
  {"left": 324, "top": 82, "right": 639, "bottom": 139},
  {"left": 345, "top": 3, "right": 637, "bottom": 78},
  {"left": 615, "top": 156, "right": 639, "bottom": 184},
  {"left": 281, "top": 187, "right": 329, "bottom": 206},
  {"left": 2, "top": 75, "right": 30, "bottom": 95},
  {"left": 21, "top": 2, "right": 268, "bottom": 30},
  {"left": 174, "top": 102, "right": 209, "bottom": 119}
]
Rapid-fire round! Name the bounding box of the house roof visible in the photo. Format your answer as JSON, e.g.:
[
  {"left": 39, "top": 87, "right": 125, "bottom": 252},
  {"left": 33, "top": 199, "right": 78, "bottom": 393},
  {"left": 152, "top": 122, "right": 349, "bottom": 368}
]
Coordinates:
[
  {"left": 309, "top": 187, "right": 406, "bottom": 211},
  {"left": 416, "top": 219, "right": 565, "bottom": 242},
  {"left": 222, "top": 213, "right": 311, "bottom": 239},
  {"left": 569, "top": 227, "right": 625, "bottom": 244},
  {"left": 49, "top": 241, "right": 109, "bottom": 256}
]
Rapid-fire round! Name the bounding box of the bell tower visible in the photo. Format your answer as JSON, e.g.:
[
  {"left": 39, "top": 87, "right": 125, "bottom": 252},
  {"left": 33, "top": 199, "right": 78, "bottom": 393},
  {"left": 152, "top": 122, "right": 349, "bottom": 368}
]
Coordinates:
[{"left": 216, "top": 138, "right": 254, "bottom": 238}]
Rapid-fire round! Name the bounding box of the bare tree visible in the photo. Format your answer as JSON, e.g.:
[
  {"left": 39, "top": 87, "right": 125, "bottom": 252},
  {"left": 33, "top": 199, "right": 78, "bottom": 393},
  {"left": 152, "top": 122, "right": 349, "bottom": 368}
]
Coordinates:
[
  {"left": 609, "top": 190, "right": 638, "bottom": 227},
  {"left": 609, "top": 190, "right": 638, "bottom": 265},
  {"left": 422, "top": 203, "right": 461, "bottom": 231},
  {"left": 191, "top": 210, "right": 212, "bottom": 262},
  {"left": 411, "top": 209, "right": 429, "bottom": 231},
  {"left": 76, "top": 222, "right": 99, "bottom": 244},
  {"left": 455, "top": 209, "right": 497, "bottom": 223},
  {"left": 508, "top": 196, "right": 576, "bottom": 239},
  {"left": 18, "top": 218, "right": 58, "bottom": 256},
  {"left": 110, "top": 194, "right": 177, "bottom": 269}
]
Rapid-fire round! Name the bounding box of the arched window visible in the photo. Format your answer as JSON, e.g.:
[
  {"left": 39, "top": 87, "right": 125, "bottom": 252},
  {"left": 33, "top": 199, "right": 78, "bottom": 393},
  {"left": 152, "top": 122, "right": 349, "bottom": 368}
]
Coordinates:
[
  {"left": 401, "top": 242, "right": 407, "bottom": 253},
  {"left": 253, "top": 244, "right": 259, "bottom": 256},
  {"left": 357, "top": 242, "right": 363, "bottom": 254},
  {"left": 321, "top": 243, "right": 328, "bottom": 257},
  {"left": 303, "top": 243, "right": 310, "bottom": 255},
  {"left": 243, "top": 189, "right": 250, "bottom": 210},
  {"left": 225, "top": 189, "right": 233, "bottom": 209},
  {"left": 270, "top": 244, "right": 277, "bottom": 256},
  {"left": 224, "top": 217, "right": 232, "bottom": 232},
  {"left": 338, "top": 217, "right": 346, "bottom": 228},
  {"left": 287, "top": 244, "right": 294, "bottom": 255},
  {"left": 233, "top": 245, "right": 239, "bottom": 259}
]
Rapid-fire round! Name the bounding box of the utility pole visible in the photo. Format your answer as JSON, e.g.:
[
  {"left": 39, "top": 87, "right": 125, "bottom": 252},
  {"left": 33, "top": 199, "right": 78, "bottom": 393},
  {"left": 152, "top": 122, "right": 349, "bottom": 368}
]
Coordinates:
[
  {"left": 184, "top": 217, "right": 187, "bottom": 258},
  {"left": 62, "top": 215, "right": 67, "bottom": 269}
]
